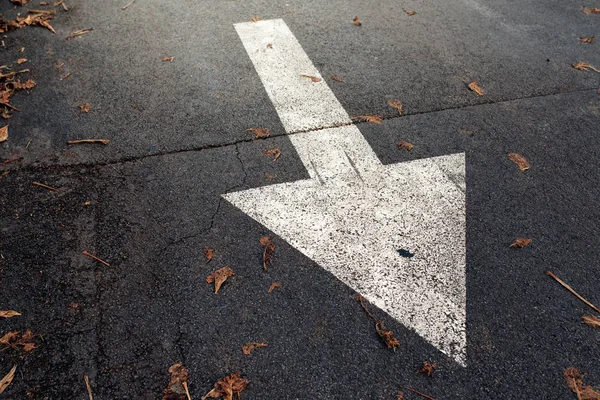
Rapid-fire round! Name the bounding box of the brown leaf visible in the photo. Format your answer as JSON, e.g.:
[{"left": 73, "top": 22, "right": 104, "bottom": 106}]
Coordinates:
[
  {"left": 204, "top": 248, "right": 214, "bottom": 262},
  {"left": 202, "top": 372, "right": 249, "bottom": 400},
  {"left": 331, "top": 75, "right": 344, "bottom": 82},
  {"left": 241, "top": 342, "right": 267, "bottom": 355},
  {"left": 268, "top": 281, "right": 281, "bottom": 293},
  {"left": 300, "top": 74, "right": 321, "bottom": 82},
  {"left": 564, "top": 367, "right": 600, "bottom": 399},
  {"left": 163, "top": 363, "right": 190, "bottom": 400},
  {"left": 0, "top": 365, "right": 17, "bottom": 395},
  {"left": 263, "top": 148, "right": 281, "bottom": 161},
  {"left": 0, "top": 331, "right": 19, "bottom": 345},
  {"left": 206, "top": 267, "right": 234, "bottom": 294},
  {"left": 0, "top": 330, "right": 36, "bottom": 352},
  {"left": 416, "top": 361, "right": 437, "bottom": 377},
  {"left": 260, "top": 236, "right": 275, "bottom": 271},
  {"left": 264, "top": 173, "right": 275, "bottom": 180},
  {"left": 79, "top": 103, "right": 91, "bottom": 113},
  {"left": 11, "top": 79, "right": 36, "bottom": 90},
  {"left": 387, "top": 99, "right": 403, "bottom": 115},
  {"left": 245, "top": 128, "right": 270, "bottom": 140},
  {"left": 352, "top": 114, "right": 383, "bottom": 124},
  {"left": 0, "top": 311, "right": 21, "bottom": 318},
  {"left": 403, "top": 9, "right": 417, "bottom": 15},
  {"left": 468, "top": 81, "right": 484, "bottom": 95},
  {"left": 579, "top": 36, "right": 596, "bottom": 44},
  {"left": 0, "top": 125, "right": 7, "bottom": 142},
  {"left": 353, "top": 16, "right": 362, "bottom": 26},
  {"left": 249, "top": 16, "right": 262, "bottom": 22},
  {"left": 162, "top": 56, "right": 174, "bottom": 62},
  {"left": 16, "top": 58, "right": 27, "bottom": 65},
  {"left": 572, "top": 61, "right": 600, "bottom": 73},
  {"left": 397, "top": 141, "right": 414, "bottom": 151},
  {"left": 375, "top": 321, "right": 400, "bottom": 350},
  {"left": 510, "top": 238, "right": 531, "bottom": 248},
  {"left": 507, "top": 152, "right": 530, "bottom": 172},
  {"left": 582, "top": 7, "right": 600, "bottom": 14},
  {"left": 583, "top": 315, "right": 600, "bottom": 330}
]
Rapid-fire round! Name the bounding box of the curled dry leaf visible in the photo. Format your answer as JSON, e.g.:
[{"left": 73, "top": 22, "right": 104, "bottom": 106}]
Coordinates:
[
  {"left": 10, "top": 79, "right": 36, "bottom": 90},
  {"left": 79, "top": 103, "right": 91, "bottom": 113},
  {"left": 163, "top": 363, "right": 191, "bottom": 400},
  {"left": 397, "top": 141, "right": 414, "bottom": 151},
  {"left": 242, "top": 342, "right": 267, "bottom": 355},
  {"left": 582, "top": 7, "right": 600, "bottom": 14},
  {"left": 0, "top": 329, "right": 36, "bottom": 352},
  {"left": 249, "top": 16, "right": 263, "bottom": 22},
  {"left": 583, "top": 315, "right": 600, "bottom": 330},
  {"left": 204, "top": 248, "right": 214, "bottom": 262},
  {"left": 510, "top": 238, "right": 531, "bottom": 248},
  {"left": 260, "top": 236, "right": 275, "bottom": 271},
  {"left": 403, "top": 9, "right": 417, "bottom": 15},
  {"left": 352, "top": 114, "right": 383, "bottom": 124},
  {"left": 468, "top": 81, "right": 484, "bottom": 95},
  {"left": 0, "top": 311, "right": 21, "bottom": 318},
  {"left": 0, "top": 365, "right": 17, "bottom": 395},
  {"left": 416, "top": 362, "right": 437, "bottom": 377},
  {"left": 202, "top": 372, "right": 249, "bottom": 400},
  {"left": 357, "top": 296, "right": 400, "bottom": 351},
  {"left": 353, "top": 16, "right": 362, "bottom": 26},
  {"left": 206, "top": 267, "right": 234, "bottom": 294},
  {"left": 572, "top": 62, "right": 600, "bottom": 73},
  {"left": 564, "top": 367, "right": 600, "bottom": 399},
  {"left": 268, "top": 281, "right": 281, "bottom": 293},
  {"left": 162, "top": 56, "right": 175, "bottom": 62},
  {"left": 579, "top": 36, "right": 595, "bottom": 44},
  {"left": 507, "top": 153, "right": 530, "bottom": 172},
  {"left": 263, "top": 148, "right": 281, "bottom": 161},
  {"left": 16, "top": 58, "right": 27, "bottom": 65},
  {"left": 245, "top": 128, "right": 270, "bottom": 140},
  {"left": 331, "top": 75, "right": 344, "bottom": 82},
  {"left": 387, "top": 99, "right": 403, "bottom": 115},
  {"left": 0, "top": 125, "right": 7, "bottom": 142},
  {"left": 300, "top": 74, "right": 321, "bottom": 82}
]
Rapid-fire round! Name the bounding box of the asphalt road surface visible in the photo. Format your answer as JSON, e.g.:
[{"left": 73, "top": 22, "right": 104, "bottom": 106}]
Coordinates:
[{"left": 1, "top": 0, "right": 599, "bottom": 398}]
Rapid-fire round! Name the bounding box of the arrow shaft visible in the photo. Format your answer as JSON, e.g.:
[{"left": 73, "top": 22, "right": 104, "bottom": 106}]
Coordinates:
[{"left": 235, "top": 19, "right": 381, "bottom": 184}]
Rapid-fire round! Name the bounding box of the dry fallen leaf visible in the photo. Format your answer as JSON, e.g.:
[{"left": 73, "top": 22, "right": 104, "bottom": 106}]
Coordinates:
[
  {"left": 300, "top": 74, "right": 321, "bottom": 82},
  {"left": 0, "top": 330, "right": 36, "bottom": 352},
  {"left": 0, "top": 311, "right": 21, "bottom": 318},
  {"left": 264, "top": 173, "right": 275, "bottom": 180},
  {"left": 352, "top": 114, "right": 383, "bottom": 124},
  {"left": 564, "top": 367, "right": 600, "bottom": 399},
  {"left": 403, "top": 9, "right": 417, "bottom": 15},
  {"left": 397, "top": 141, "right": 414, "bottom": 151},
  {"left": 79, "top": 103, "right": 91, "bottom": 113},
  {"left": 206, "top": 267, "right": 234, "bottom": 294},
  {"left": 582, "top": 7, "right": 600, "bottom": 14},
  {"left": 17, "top": 10, "right": 57, "bottom": 34},
  {"left": 264, "top": 148, "right": 281, "bottom": 161},
  {"left": 331, "top": 74, "right": 344, "bottom": 82},
  {"left": 0, "top": 125, "right": 7, "bottom": 142},
  {"left": 468, "top": 81, "right": 484, "bottom": 95},
  {"left": 0, "top": 365, "right": 17, "bottom": 395},
  {"left": 11, "top": 79, "right": 36, "bottom": 90},
  {"left": 268, "top": 281, "right": 281, "bottom": 293},
  {"left": 260, "top": 236, "right": 275, "bottom": 271},
  {"left": 162, "top": 56, "right": 174, "bottom": 62},
  {"left": 246, "top": 128, "right": 270, "bottom": 140},
  {"left": 579, "top": 36, "right": 596, "bottom": 44},
  {"left": 572, "top": 61, "right": 600, "bottom": 73},
  {"left": 387, "top": 99, "right": 403, "bottom": 115},
  {"left": 163, "top": 363, "right": 191, "bottom": 400},
  {"left": 357, "top": 296, "right": 400, "bottom": 351},
  {"left": 66, "top": 28, "right": 92, "bottom": 40},
  {"left": 249, "top": 16, "right": 263, "bottom": 22},
  {"left": 416, "top": 362, "right": 437, "bottom": 377},
  {"left": 202, "top": 372, "right": 249, "bottom": 400},
  {"left": 583, "top": 315, "right": 600, "bottom": 330},
  {"left": 507, "top": 152, "right": 530, "bottom": 172},
  {"left": 242, "top": 342, "right": 267, "bottom": 355},
  {"left": 510, "top": 238, "right": 531, "bottom": 248},
  {"left": 16, "top": 58, "right": 27, "bottom": 64},
  {"left": 353, "top": 16, "right": 362, "bottom": 26},
  {"left": 204, "top": 248, "right": 214, "bottom": 262}
]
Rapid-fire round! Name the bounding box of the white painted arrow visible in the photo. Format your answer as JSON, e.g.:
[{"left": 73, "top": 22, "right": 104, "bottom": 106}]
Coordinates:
[{"left": 224, "top": 19, "right": 467, "bottom": 366}]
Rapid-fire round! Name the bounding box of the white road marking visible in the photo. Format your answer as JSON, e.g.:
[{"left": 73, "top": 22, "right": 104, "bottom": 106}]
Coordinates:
[{"left": 226, "top": 19, "right": 467, "bottom": 366}]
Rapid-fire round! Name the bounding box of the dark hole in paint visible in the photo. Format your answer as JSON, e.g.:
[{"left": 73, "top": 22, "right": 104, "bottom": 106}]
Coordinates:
[{"left": 397, "top": 249, "right": 414, "bottom": 258}]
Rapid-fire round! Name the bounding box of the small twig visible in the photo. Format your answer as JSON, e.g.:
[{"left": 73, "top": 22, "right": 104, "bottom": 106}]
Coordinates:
[
  {"left": 66, "top": 28, "right": 93, "bottom": 40},
  {"left": 82, "top": 250, "right": 110, "bottom": 267},
  {"left": 1, "top": 102, "right": 20, "bottom": 112},
  {"left": 122, "top": 0, "right": 135, "bottom": 9},
  {"left": 357, "top": 295, "right": 377, "bottom": 321},
  {"left": 67, "top": 139, "right": 110, "bottom": 145},
  {"left": 546, "top": 271, "right": 600, "bottom": 314},
  {"left": 26, "top": 139, "right": 32, "bottom": 149},
  {"left": 404, "top": 386, "right": 436, "bottom": 400},
  {"left": 32, "top": 181, "right": 58, "bottom": 191},
  {"left": 0, "top": 69, "right": 30, "bottom": 79},
  {"left": 182, "top": 382, "right": 191, "bottom": 400},
  {"left": 0, "top": 157, "right": 23, "bottom": 166},
  {"left": 84, "top": 375, "right": 93, "bottom": 400}
]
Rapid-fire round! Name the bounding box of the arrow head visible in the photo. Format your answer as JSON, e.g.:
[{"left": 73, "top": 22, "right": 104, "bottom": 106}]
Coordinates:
[{"left": 224, "top": 153, "right": 467, "bottom": 366}]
